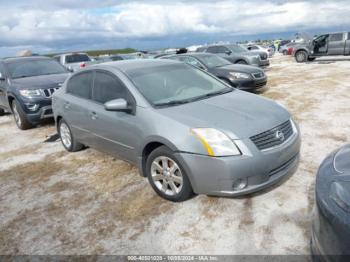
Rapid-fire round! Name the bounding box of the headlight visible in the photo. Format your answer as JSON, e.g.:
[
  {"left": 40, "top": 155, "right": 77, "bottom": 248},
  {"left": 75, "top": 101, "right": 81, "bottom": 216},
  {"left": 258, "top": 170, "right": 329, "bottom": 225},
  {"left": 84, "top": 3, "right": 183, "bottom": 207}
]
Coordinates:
[
  {"left": 229, "top": 72, "right": 251, "bottom": 79},
  {"left": 191, "top": 128, "right": 241, "bottom": 157},
  {"left": 19, "top": 89, "right": 43, "bottom": 98}
]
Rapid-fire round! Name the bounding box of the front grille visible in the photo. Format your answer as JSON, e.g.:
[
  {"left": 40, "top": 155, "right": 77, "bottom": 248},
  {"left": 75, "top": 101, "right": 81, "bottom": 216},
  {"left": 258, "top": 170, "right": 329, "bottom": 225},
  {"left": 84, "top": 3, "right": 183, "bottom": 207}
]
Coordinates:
[
  {"left": 252, "top": 72, "right": 265, "bottom": 79},
  {"left": 254, "top": 82, "right": 266, "bottom": 88},
  {"left": 259, "top": 53, "right": 267, "bottom": 60},
  {"left": 42, "top": 87, "right": 59, "bottom": 98},
  {"left": 250, "top": 120, "right": 294, "bottom": 150}
]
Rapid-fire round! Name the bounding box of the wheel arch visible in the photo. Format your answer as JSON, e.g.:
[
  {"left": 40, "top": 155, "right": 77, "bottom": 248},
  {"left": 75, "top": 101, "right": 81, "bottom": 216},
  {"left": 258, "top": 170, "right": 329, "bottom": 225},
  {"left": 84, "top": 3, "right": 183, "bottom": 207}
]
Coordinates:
[{"left": 138, "top": 137, "right": 179, "bottom": 177}]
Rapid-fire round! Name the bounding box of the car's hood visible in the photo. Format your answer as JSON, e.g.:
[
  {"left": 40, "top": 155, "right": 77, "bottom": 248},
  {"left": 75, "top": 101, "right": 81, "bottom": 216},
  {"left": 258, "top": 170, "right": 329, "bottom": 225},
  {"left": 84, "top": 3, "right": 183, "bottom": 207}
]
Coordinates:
[
  {"left": 215, "top": 64, "right": 263, "bottom": 74},
  {"left": 11, "top": 73, "right": 69, "bottom": 89},
  {"left": 159, "top": 91, "right": 290, "bottom": 139}
]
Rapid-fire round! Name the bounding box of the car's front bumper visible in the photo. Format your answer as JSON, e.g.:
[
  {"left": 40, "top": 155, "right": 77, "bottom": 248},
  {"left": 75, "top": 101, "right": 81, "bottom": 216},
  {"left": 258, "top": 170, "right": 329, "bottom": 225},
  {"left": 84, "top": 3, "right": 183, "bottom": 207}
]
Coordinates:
[
  {"left": 176, "top": 128, "right": 301, "bottom": 196},
  {"left": 235, "top": 76, "right": 268, "bottom": 92},
  {"left": 17, "top": 96, "right": 54, "bottom": 124}
]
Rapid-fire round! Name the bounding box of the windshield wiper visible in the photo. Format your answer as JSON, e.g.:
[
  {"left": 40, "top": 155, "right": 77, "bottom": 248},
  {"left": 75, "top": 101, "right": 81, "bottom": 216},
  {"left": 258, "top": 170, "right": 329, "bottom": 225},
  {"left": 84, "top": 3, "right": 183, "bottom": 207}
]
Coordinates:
[
  {"left": 155, "top": 99, "right": 192, "bottom": 107},
  {"left": 155, "top": 88, "right": 233, "bottom": 107}
]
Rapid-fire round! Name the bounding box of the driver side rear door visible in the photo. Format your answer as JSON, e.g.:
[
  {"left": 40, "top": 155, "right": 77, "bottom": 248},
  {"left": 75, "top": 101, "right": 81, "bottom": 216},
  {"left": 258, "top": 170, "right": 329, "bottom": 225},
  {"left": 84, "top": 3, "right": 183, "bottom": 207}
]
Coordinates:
[{"left": 328, "top": 33, "right": 345, "bottom": 55}]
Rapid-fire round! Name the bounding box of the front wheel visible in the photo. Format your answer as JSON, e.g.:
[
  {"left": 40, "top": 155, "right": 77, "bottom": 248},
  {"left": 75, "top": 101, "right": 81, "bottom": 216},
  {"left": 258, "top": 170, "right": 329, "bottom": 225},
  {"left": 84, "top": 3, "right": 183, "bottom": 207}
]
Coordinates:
[
  {"left": 146, "top": 146, "right": 194, "bottom": 202},
  {"left": 11, "top": 100, "right": 33, "bottom": 130},
  {"left": 58, "top": 119, "right": 84, "bottom": 152},
  {"left": 295, "top": 51, "right": 308, "bottom": 63}
]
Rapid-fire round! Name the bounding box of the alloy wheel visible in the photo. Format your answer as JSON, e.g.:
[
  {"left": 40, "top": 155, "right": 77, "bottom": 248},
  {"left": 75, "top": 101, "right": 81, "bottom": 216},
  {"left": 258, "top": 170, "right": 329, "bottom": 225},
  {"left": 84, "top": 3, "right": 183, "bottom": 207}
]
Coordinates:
[
  {"left": 151, "top": 156, "right": 183, "bottom": 196},
  {"left": 60, "top": 122, "right": 72, "bottom": 149}
]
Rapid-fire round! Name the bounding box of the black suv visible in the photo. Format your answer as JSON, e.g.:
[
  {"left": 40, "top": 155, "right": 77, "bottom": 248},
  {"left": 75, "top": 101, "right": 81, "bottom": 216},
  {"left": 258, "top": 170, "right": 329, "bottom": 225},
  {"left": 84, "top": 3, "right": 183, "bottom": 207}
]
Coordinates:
[{"left": 0, "top": 56, "right": 69, "bottom": 129}]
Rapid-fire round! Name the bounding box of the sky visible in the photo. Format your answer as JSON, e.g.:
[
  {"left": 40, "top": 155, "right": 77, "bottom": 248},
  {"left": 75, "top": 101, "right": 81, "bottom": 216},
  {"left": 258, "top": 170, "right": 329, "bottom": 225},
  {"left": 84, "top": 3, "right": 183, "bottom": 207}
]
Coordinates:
[{"left": 0, "top": 0, "right": 350, "bottom": 56}]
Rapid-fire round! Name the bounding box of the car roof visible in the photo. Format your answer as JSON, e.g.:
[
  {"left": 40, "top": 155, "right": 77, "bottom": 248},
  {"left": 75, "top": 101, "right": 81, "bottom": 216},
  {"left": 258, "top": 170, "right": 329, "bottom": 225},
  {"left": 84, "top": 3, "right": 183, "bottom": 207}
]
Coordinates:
[
  {"left": 1, "top": 56, "right": 52, "bottom": 64},
  {"left": 94, "top": 59, "right": 181, "bottom": 72}
]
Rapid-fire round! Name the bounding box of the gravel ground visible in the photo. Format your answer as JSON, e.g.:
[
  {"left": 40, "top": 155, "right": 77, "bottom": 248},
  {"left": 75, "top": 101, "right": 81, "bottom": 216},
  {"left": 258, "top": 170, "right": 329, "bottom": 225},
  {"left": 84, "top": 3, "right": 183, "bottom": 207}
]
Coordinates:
[{"left": 0, "top": 54, "right": 349, "bottom": 255}]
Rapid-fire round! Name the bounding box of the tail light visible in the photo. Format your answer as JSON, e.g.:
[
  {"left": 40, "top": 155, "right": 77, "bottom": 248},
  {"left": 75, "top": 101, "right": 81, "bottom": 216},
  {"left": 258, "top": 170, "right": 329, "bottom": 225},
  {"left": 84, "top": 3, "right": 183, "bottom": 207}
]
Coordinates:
[{"left": 80, "top": 63, "right": 86, "bottom": 68}]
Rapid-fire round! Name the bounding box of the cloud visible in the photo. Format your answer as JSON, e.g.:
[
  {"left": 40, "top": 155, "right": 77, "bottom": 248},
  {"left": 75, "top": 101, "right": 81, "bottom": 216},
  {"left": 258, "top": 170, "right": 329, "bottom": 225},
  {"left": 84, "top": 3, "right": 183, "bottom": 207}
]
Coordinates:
[{"left": 0, "top": 0, "right": 350, "bottom": 56}]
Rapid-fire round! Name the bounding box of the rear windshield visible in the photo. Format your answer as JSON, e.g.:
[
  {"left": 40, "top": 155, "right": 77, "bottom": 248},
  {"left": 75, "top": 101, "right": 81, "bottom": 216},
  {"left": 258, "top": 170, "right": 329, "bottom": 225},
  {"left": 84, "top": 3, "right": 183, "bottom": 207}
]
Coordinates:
[
  {"left": 65, "top": 54, "right": 91, "bottom": 64},
  {"left": 6, "top": 59, "right": 67, "bottom": 79}
]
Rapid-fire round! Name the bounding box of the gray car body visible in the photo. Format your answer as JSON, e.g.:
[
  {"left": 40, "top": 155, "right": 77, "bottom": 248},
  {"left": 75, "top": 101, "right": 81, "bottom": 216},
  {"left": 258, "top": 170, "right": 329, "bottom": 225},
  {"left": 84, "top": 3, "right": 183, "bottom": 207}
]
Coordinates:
[
  {"left": 198, "top": 44, "right": 270, "bottom": 67},
  {"left": 294, "top": 32, "right": 350, "bottom": 59},
  {"left": 53, "top": 59, "right": 300, "bottom": 196}
]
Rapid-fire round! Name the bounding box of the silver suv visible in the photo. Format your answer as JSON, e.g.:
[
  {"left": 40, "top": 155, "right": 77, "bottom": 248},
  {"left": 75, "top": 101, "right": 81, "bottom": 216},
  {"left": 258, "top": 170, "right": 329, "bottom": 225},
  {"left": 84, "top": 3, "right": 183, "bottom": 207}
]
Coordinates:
[
  {"left": 53, "top": 59, "right": 300, "bottom": 202},
  {"left": 199, "top": 44, "right": 270, "bottom": 67}
]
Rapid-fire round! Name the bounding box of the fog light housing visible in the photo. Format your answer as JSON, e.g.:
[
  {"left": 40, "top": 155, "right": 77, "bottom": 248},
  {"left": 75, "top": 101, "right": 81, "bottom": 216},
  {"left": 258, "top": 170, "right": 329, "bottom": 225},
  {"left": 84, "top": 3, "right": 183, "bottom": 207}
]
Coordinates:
[
  {"left": 233, "top": 178, "right": 248, "bottom": 191},
  {"left": 26, "top": 103, "right": 39, "bottom": 111}
]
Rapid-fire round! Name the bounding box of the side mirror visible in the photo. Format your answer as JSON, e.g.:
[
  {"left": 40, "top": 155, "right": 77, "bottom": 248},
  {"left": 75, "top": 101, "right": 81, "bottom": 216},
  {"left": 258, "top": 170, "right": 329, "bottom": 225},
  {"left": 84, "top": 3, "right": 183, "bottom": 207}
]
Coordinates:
[
  {"left": 225, "top": 50, "right": 232, "bottom": 55},
  {"left": 104, "top": 98, "right": 130, "bottom": 112}
]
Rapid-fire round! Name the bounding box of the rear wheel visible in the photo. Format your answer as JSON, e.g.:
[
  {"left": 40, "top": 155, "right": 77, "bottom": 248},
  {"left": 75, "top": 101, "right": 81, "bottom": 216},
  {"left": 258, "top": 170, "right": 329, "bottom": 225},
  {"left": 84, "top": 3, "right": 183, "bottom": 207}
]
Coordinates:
[
  {"left": 11, "top": 100, "right": 33, "bottom": 130},
  {"left": 295, "top": 51, "right": 308, "bottom": 63},
  {"left": 146, "top": 146, "right": 194, "bottom": 202},
  {"left": 58, "top": 119, "right": 84, "bottom": 152}
]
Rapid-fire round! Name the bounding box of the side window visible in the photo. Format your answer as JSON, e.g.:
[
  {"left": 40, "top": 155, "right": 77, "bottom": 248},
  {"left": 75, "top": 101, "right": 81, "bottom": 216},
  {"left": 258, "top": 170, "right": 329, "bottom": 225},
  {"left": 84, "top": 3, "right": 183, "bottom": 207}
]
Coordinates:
[
  {"left": 206, "top": 46, "right": 218, "bottom": 53},
  {"left": 329, "top": 33, "right": 343, "bottom": 42},
  {"left": 216, "top": 46, "right": 229, "bottom": 53},
  {"left": 93, "top": 71, "right": 127, "bottom": 104},
  {"left": 66, "top": 71, "right": 93, "bottom": 99},
  {"left": 348, "top": 33, "right": 350, "bottom": 40}
]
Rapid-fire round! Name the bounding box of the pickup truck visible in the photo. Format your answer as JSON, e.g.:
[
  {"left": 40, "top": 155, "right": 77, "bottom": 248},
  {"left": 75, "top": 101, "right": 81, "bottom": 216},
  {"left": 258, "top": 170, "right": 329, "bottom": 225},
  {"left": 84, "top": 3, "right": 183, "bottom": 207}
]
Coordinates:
[
  {"left": 293, "top": 32, "right": 350, "bottom": 62},
  {"left": 53, "top": 53, "right": 95, "bottom": 71}
]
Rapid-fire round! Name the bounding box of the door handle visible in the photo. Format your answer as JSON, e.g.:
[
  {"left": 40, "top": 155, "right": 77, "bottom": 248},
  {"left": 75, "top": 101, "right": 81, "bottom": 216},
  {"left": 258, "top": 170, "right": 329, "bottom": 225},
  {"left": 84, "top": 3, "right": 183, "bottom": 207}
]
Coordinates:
[
  {"left": 89, "top": 111, "right": 98, "bottom": 120},
  {"left": 64, "top": 102, "right": 70, "bottom": 109}
]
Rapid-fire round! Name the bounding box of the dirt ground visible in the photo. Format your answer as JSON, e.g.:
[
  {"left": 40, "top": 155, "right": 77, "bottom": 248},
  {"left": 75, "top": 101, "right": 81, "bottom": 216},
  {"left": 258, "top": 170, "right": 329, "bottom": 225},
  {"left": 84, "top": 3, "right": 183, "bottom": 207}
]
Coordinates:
[{"left": 1, "top": 54, "right": 350, "bottom": 255}]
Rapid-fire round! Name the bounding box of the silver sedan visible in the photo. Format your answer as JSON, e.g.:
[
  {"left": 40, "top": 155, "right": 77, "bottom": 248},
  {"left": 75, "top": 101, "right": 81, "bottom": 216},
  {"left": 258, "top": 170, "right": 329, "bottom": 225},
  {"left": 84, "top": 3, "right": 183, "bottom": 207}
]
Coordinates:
[{"left": 53, "top": 59, "right": 301, "bottom": 201}]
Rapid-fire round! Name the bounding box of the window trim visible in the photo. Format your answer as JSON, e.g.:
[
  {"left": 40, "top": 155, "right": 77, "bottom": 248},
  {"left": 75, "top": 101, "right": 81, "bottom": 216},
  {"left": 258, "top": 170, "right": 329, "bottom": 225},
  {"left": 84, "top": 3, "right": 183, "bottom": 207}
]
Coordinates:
[{"left": 91, "top": 69, "right": 137, "bottom": 113}]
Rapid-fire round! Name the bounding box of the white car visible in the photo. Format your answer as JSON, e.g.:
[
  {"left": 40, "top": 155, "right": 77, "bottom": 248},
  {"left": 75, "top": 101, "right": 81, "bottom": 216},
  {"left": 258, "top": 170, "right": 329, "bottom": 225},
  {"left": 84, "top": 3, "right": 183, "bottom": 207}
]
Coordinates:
[
  {"left": 53, "top": 53, "right": 94, "bottom": 72},
  {"left": 246, "top": 45, "right": 274, "bottom": 57}
]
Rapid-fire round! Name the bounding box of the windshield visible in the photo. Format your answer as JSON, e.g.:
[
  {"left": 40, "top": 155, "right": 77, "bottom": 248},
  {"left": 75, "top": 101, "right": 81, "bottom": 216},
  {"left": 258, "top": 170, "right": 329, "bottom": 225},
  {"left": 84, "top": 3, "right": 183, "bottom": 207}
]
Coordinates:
[
  {"left": 65, "top": 54, "right": 91, "bottom": 64},
  {"left": 7, "top": 59, "right": 68, "bottom": 79},
  {"left": 227, "top": 45, "right": 248, "bottom": 53},
  {"left": 126, "top": 63, "right": 233, "bottom": 107},
  {"left": 199, "top": 55, "right": 231, "bottom": 68}
]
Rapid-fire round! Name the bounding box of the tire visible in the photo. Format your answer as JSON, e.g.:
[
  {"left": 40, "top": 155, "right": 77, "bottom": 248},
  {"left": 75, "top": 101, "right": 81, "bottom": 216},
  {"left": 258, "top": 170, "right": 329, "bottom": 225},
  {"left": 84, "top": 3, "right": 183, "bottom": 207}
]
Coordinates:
[
  {"left": 11, "top": 100, "right": 33, "bottom": 130},
  {"left": 146, "top": 146, "right": 194, "bottom": 202},
  {"left": 0, "top": 108, "right": 5, "bottom": 116},
  {"left": 308, "top": 57, "right": 316, "bottom": 62},
  {"left": 236, "top": 60, "right": 248, "bottom": 65},
  {"left": 58, "top": 118, "right": 84, "bottom": 152},
  {"left": 295, "top": 51, "right": 308, "bottom": 63},
  {"left": 282, "top": 50, "right": 288, "bottom": 55}
]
